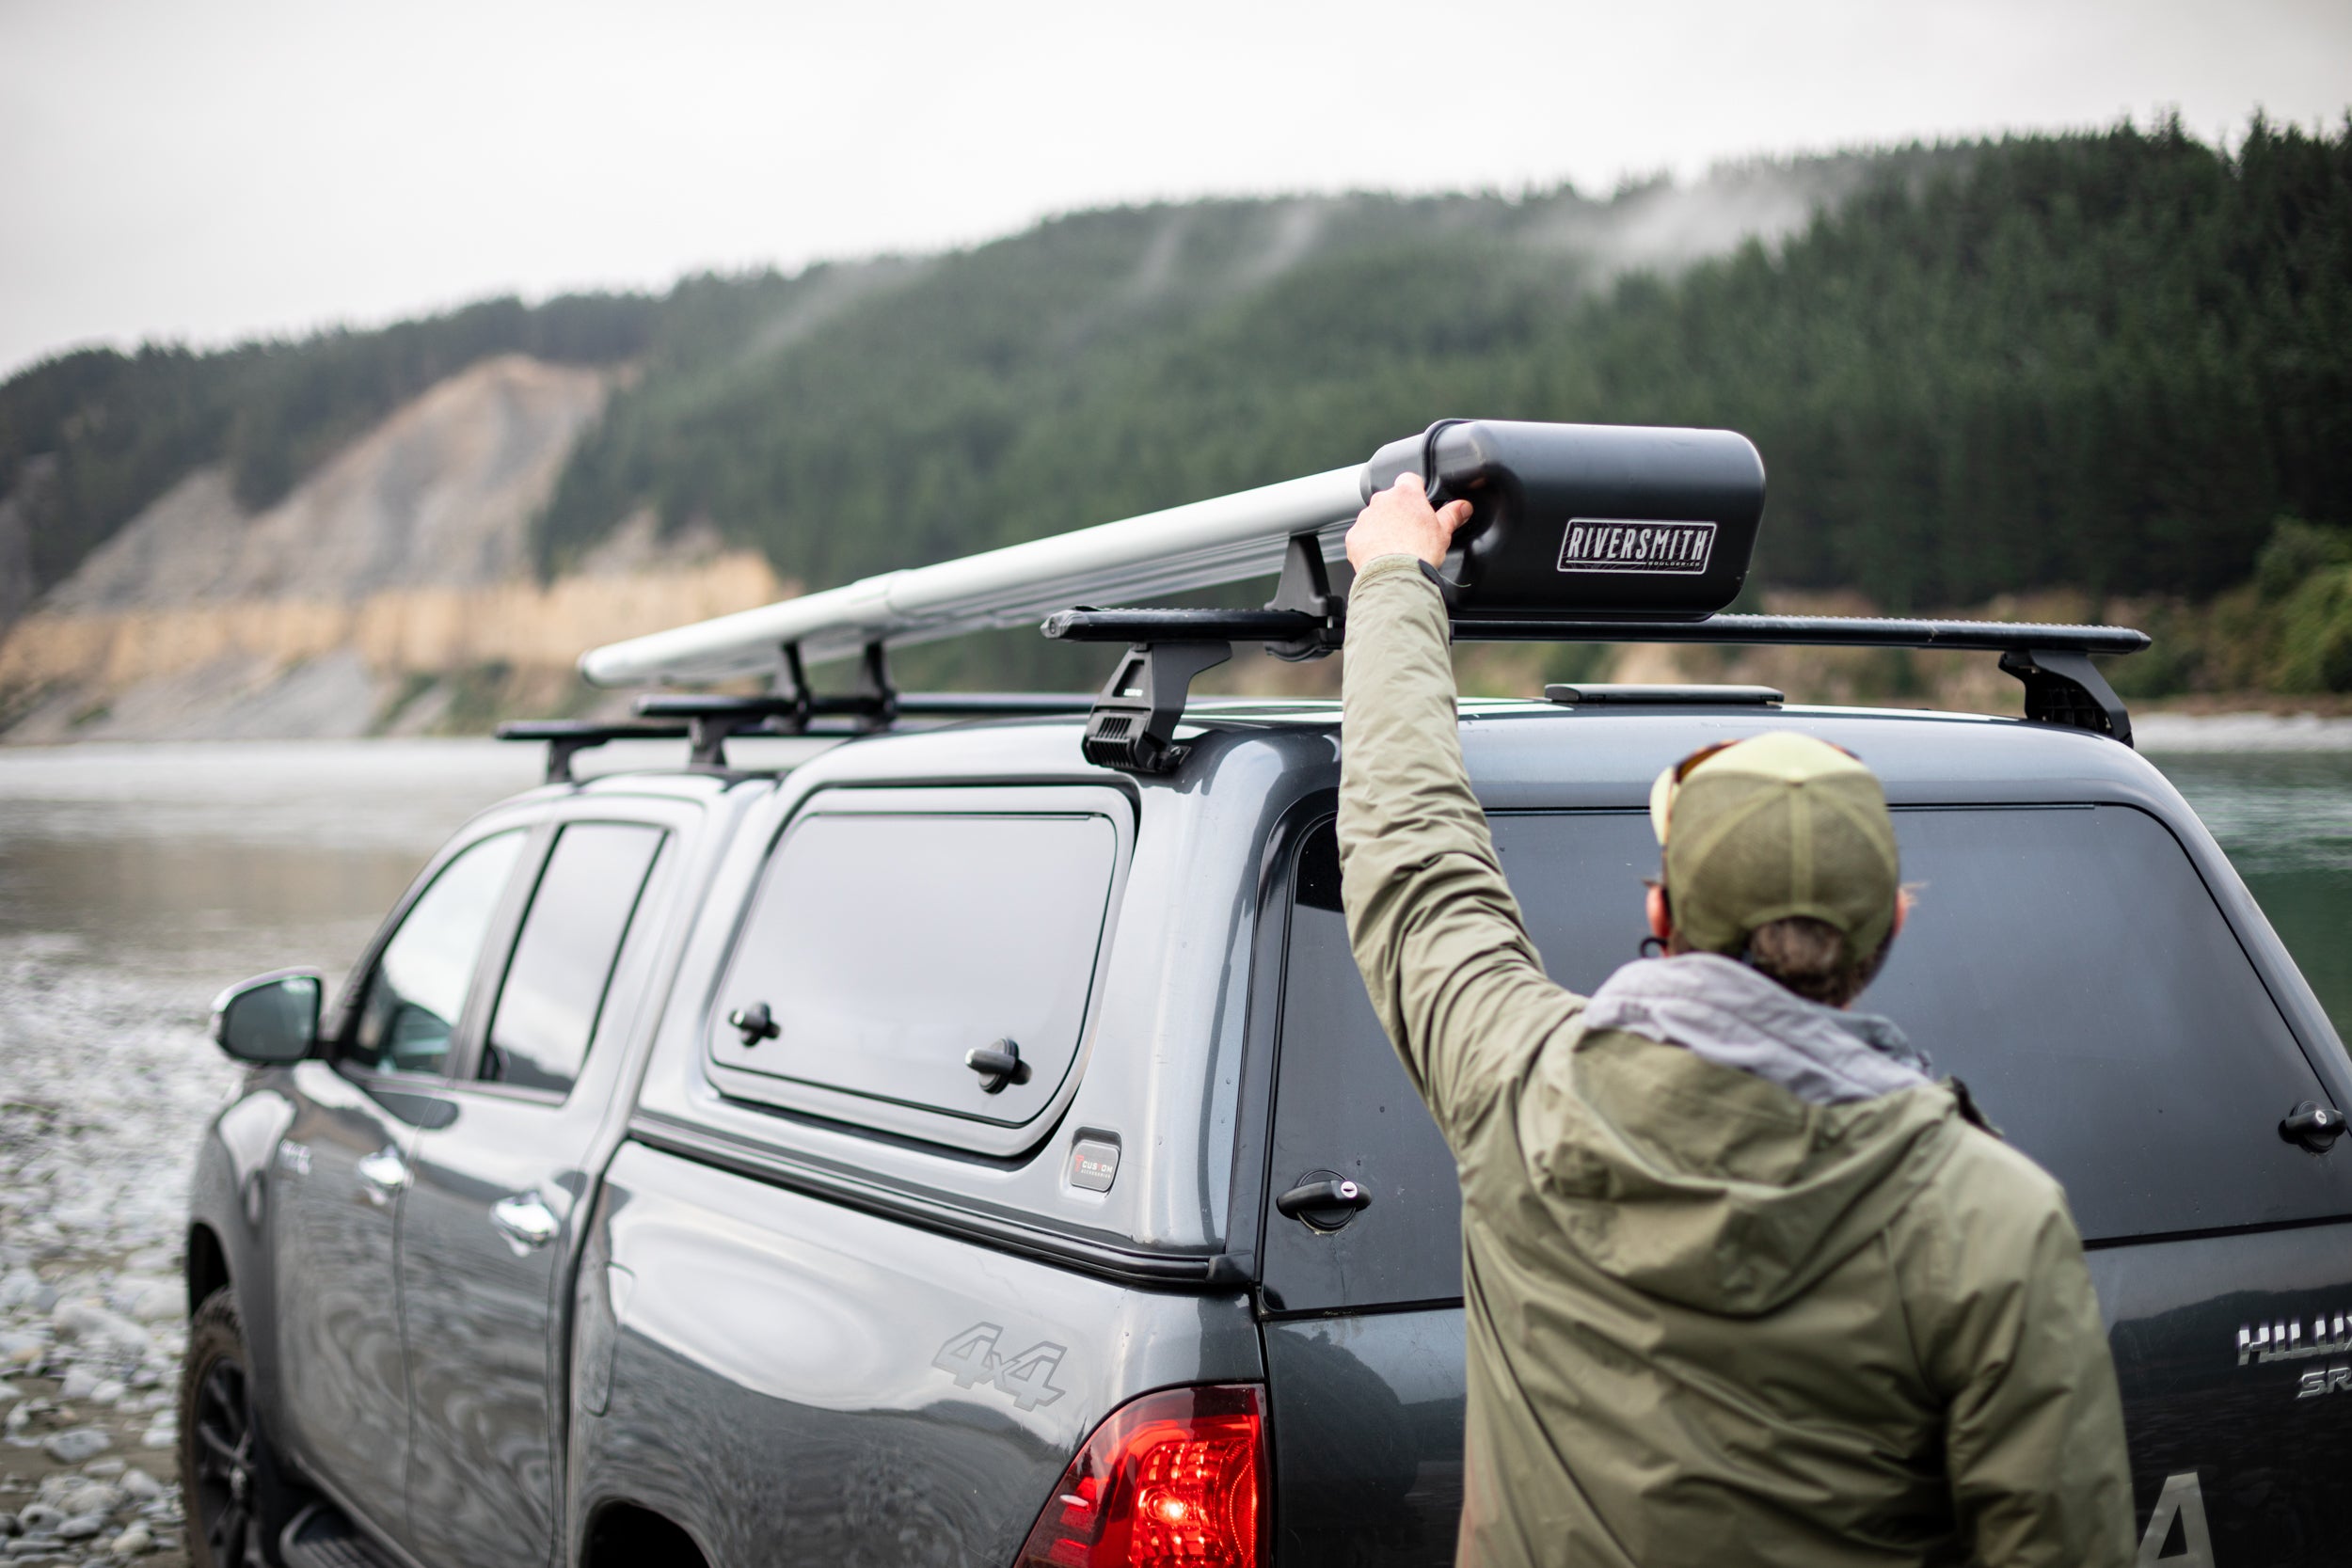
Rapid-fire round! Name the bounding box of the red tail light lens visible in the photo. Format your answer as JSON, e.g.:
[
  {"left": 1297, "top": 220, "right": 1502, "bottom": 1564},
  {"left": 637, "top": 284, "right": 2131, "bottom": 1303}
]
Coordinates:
[{"left": 1013, "top": 1384, "right": 1265, "bottom": 1568}]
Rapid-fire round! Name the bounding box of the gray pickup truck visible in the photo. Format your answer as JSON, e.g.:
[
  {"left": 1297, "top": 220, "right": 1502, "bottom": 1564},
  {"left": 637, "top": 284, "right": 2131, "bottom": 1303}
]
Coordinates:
[{"left": 183, "top": 424, "right": 2352, "bottom": 1568}]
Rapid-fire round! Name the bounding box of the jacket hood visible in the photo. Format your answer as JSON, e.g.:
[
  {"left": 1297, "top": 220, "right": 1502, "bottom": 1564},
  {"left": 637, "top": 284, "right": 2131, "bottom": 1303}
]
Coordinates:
[
  {"left": 1583, "top": 953, "right": 1933, "bottom": 1104},
  {"left": 1520, "top": 964, "right": 1967, "bottom": 1316}
]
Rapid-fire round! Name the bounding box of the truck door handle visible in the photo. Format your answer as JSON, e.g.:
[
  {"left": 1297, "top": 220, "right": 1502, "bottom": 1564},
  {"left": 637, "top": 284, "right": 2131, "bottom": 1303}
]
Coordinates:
[
  {"left": 356, "top": 1148, "right": 409, "bottom": 1204},
  {"left": 490, "top": 1193, "right": 561, "bottom": 1252},
  {"left": 1276, "top": 1174, "right": 1373, "bottom": 1231}
]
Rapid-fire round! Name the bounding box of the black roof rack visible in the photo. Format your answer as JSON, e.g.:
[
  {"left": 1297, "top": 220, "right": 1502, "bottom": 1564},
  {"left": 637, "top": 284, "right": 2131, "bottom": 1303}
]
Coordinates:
[
  {"left": 495, "top": 721, "right": 692, "bottom": 784},
  {"left": 1041, "top": 605, "right": 2150, "bottom": 657},
  {"left": 1042, "top": 534, "right": 2150, "bottom": 771}
]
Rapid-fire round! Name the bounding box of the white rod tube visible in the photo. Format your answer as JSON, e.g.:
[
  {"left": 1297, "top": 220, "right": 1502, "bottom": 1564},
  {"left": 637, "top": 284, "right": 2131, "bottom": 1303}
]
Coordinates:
[{"left": 580, "top": 465, "right": 1363, "bottom": 687}]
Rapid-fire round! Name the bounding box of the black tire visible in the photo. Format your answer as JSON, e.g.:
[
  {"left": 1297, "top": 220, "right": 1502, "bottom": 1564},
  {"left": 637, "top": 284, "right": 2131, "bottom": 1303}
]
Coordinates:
[{"left": 178, "top": 1287, "right": 304, "bottom": 1568}]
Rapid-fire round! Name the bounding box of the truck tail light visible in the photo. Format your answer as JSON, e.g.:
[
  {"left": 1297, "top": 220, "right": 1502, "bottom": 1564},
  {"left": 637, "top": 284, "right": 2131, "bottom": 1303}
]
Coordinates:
[{"left": 1012, "top": 1384, "right": 1266, "bottom": 1568}]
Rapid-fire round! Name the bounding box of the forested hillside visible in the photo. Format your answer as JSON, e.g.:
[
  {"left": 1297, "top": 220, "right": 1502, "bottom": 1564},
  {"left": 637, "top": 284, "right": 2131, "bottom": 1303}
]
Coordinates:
[
  {"left": 0, "top": 296, "right": 656, "bottom": 605},
  {"left": 5, "top": 117, "right": 2347, "bottom": 698}
]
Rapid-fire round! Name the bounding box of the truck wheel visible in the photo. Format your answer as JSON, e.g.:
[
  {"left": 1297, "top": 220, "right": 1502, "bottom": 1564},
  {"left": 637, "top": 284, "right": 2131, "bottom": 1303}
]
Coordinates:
[{"left": 179, "top": 1287, "right": 300, "bottom": 1568}]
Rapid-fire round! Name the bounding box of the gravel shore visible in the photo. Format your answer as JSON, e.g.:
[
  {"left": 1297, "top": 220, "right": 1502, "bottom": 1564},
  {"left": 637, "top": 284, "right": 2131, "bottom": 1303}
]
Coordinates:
[{"left": 2, "top": 932, "right": 247, "bottom": 1564}]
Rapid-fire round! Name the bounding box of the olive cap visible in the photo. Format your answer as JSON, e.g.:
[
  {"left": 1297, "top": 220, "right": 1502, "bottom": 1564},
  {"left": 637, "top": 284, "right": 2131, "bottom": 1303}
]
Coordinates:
[{"left": 1649, "top": 731, "right": 1899, "bottom": 958}]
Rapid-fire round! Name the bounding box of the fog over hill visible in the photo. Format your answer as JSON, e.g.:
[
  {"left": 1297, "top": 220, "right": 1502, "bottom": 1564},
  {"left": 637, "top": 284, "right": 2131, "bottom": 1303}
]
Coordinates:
[{"left": 2, "top": 120, "right": 2346, "bottom": 736}]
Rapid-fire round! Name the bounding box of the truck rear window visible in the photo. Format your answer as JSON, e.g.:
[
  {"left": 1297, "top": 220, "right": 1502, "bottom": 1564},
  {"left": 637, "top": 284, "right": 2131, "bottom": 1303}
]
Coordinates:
[
  {"left": 1263, "top": 805, "right": 2352, "bottom": 1313},
  {"left": 708, "top": 809, "right": 1118, "bottom": 1128}
]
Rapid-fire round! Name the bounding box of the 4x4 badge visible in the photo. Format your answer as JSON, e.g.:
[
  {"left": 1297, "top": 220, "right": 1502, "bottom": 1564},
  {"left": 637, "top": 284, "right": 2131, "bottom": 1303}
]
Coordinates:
[{"left": 932, "top": 1323, "right": 1069, "bottom": 1412}]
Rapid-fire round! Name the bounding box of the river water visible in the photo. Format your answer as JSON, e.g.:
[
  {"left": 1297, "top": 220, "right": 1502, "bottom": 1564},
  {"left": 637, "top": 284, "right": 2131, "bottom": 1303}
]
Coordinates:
[
  {"left": 0, "top": 725, "right": 2343, "bottom": 1557},
  {"left": 0, "top": 727, "right": 2345, "bottom": 1131}
]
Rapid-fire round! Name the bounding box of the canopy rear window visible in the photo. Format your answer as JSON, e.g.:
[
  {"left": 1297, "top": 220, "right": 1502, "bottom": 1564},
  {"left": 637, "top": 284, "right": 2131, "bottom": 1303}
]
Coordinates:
[
  {"left": 709, "top": 800, "right": 1121, "bottom": 1130},
  {"left": 1263, "top": 804, "right": 2352, "bottom": 1313}
]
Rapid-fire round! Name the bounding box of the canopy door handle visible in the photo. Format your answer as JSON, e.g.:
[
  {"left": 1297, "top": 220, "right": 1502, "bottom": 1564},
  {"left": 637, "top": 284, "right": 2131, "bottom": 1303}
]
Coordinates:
[
  {"left": 1276, "top": 1173, "right": 1373, "bottom": 1232},
  {"left": 2282, "top": 1101, "right": 2347, "bottom": 1153}
]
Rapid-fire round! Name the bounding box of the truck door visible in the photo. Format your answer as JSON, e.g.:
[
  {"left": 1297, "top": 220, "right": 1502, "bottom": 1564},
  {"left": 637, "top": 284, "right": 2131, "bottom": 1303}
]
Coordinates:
[
  {"left": 396, "top": 816, "right": 673, "bottom": 1568},
  {"left": 276, "top": 826, "right": 530, "bottom": 1549}
]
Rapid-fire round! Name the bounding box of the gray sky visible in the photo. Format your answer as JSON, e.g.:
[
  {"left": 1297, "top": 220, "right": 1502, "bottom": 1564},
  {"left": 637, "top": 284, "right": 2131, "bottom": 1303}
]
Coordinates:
[{"left": 2, "top": 0, "right": 2345, "bottom": 377}]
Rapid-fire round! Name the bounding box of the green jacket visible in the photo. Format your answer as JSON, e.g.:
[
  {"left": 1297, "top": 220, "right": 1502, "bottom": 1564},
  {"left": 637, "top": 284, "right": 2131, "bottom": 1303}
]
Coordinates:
[{"left": 1335, "top": 555, "right": 2136, "bottom": 1567}]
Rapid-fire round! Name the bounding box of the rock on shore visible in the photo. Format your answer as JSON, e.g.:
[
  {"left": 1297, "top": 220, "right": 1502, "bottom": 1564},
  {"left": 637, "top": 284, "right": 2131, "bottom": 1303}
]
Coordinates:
[{"left": 3, "top": 933, "right": 240, "bottom": 1564}]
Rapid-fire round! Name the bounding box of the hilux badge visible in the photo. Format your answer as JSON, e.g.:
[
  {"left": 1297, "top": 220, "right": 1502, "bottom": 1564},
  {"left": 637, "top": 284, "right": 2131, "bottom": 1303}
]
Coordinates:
[
  {"left": 1557, "top": 518, "right": 1717, "bottom": 576},
  {"left": 2237, "top": 1310, "right": 2352, "bottom": 1365},
  {"left": 2239, "top": 1309, "right": 2352, "bottom": 1398}
]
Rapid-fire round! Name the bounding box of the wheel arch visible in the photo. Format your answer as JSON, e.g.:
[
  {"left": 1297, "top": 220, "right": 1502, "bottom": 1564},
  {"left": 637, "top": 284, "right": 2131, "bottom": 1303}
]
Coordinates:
[
  {"left": 186, "top": 1220, "right": 230, "bottom": 1318},
  {"left": 580, "top": 1501, "right": 711, "bottom": 1568}
]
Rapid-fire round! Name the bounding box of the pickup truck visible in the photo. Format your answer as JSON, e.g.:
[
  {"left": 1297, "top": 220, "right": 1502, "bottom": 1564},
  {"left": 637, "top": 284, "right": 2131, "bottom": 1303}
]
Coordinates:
[
  {"left": 183, "top": 691, "right": 2352, "bottom": 1568},
  {"left": 181, "top": 421, "right": 2352, "bottom": 1567}
]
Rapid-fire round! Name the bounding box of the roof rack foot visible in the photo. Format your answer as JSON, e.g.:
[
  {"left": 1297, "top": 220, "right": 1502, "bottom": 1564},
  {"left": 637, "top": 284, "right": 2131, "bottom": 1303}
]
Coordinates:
[
  {"left": 1999, "top": 647, "right": 2133, "bottom": 748},
  {"left": 1082, "top": 641, "right": 1231, "bottom": 774}
]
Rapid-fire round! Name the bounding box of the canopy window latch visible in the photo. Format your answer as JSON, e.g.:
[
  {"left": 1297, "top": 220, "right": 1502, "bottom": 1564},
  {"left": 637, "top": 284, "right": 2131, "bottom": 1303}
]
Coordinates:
[
  {"left": 965, "top": 1039, "right": 1030, "bottom": 1094},
  {"left": 726, "top": 1002, "right": 781, "bottom": 1047}
]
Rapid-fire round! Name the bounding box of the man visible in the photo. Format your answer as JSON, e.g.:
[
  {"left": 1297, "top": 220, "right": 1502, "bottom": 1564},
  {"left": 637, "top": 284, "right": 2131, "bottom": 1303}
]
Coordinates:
[{"left": 1336, "top": 473, "right": 2135, "bottom": 1567}]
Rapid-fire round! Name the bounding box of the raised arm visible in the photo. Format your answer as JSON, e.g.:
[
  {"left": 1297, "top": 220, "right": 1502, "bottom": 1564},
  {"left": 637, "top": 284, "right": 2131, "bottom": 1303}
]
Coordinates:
[{"left": 1337, "top": 478, "right": 1585, "bottom": 1147}]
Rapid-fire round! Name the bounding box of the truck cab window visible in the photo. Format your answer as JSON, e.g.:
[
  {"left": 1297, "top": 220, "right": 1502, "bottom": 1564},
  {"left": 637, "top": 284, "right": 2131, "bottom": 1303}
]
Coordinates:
[
  {"left": 482, "top": 823, "right": 666, "bottom": 1096},
  {"left": 349, "top": 830, "right": 527, "bottom": 1077}
]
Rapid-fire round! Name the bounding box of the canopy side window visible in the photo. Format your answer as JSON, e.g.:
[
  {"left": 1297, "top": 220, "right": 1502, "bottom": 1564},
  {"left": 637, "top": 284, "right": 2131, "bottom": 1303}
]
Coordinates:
[{"left": 708, "top": 806, "right": 1120, "bottom": 1129}]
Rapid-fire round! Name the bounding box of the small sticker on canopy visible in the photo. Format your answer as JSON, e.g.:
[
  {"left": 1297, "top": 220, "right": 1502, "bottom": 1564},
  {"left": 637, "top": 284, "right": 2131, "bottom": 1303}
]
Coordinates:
[{"left": 1069, "top": 1138, "right": 1120, "bottom": 1193}]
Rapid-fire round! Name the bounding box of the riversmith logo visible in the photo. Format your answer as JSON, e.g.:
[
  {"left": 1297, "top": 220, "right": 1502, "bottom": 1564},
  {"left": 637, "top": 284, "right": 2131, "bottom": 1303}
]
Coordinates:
[{"left": 1558, "top": 518, "right": 1716, "bottom": 576}]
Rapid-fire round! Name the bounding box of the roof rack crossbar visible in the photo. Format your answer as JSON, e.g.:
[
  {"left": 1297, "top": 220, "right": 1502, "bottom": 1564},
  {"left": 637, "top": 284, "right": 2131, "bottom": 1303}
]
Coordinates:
[
  {"left": 1044, "top": 607, "right": 2150, "bottom": 750},
  {"left": 495, "top": 721, "right": 693, "bottom": 784},
  {"left": 628, "top": 689, "right": 1098, "bottom": 768},
  {"left": 1041, "top": 607, "right": 2150, "bottom": 657}
]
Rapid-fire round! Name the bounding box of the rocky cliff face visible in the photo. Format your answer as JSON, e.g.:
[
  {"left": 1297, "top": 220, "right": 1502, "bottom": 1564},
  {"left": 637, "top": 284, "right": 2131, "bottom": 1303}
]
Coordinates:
[{"left": 0, "top": 355, "right": 784, "bottom": 740}]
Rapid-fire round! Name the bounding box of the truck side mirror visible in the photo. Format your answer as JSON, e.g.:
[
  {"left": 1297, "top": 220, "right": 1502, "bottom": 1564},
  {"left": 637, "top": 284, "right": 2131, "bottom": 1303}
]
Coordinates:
[{"left": 212, "top": 970, "right": 324, "bottom": 1065}]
